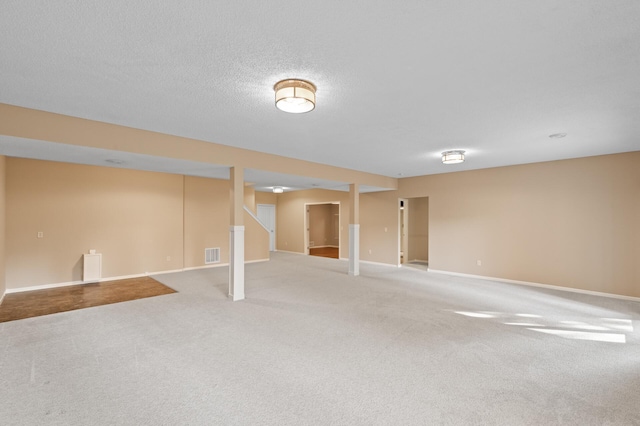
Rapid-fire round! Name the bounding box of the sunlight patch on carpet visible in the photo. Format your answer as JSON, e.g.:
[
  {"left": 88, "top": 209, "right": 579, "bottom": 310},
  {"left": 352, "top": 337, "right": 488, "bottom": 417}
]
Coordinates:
[
  {"left": 450, "top": 310, "right": 633, "bottom": 344},
  {"left": 527, "top": 328, "right": 626, "bottom": 343}
]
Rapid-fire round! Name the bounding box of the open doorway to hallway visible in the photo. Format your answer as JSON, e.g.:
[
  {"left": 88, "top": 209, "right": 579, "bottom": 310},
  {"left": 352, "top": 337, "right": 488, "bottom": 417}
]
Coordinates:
[
  {"left": 399, "top": 197, "right": 429, "bottom": 269},
  {"left": 305, "top": 202, "right": 340, "bottom": 259}
]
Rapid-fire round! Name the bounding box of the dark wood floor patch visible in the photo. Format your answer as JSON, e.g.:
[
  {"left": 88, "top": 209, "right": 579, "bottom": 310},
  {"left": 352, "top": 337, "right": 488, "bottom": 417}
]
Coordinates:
[
  {"left": 309, "top": 247, "right": 339, "bottom": 259},
  {"left": 0, "top": 277, "right": 176, "bottom": 323}
]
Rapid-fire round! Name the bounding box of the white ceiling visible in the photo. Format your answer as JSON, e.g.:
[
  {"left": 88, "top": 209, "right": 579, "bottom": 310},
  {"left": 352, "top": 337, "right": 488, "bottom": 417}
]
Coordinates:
[{"left": 1, "top": 1, "right": 639, "bottom": 191}]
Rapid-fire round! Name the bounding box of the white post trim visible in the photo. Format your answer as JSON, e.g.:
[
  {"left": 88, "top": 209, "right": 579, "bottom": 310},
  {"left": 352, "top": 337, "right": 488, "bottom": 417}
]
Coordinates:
[
  {"left": 349, "top": 224, "right": 360, "bottom": 276},
  {"left": 229, "top": 225, "right": 245, "bottom": 301}
]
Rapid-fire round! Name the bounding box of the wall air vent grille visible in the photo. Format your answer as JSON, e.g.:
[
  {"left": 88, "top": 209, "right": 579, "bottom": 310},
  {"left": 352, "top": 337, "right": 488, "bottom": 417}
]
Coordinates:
[{"left": 205, "top": 247, "right": 220, "bottom": 264}]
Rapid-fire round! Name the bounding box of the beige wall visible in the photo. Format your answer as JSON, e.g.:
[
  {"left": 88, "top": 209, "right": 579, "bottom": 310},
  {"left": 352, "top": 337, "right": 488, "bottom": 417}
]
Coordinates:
[
  {"left": 276, "top": 189, "right": 399, "bottom": 264},
  {"left": 352, "top": 152, "right": 640, "bottom": 298},
  {"left": 183, "top": 176, "right": 231, "bottom": 268},
  {"left": 407, "top": 197, "right": 429, "bottom": 262},
  {"left": 7, "top": 159, "right": 184, "bottom": 289},
  {"left": 244, "top": 210, "right": 270, "bottom": 262},
  {"left": 0, "top": 156, "right": 5, "bottom": 298},
  {"left": 256, "top": 191, "right": 278, "bottom": 206},
  {"left": 359, "top": 191, "right": 399, "bottom": 264},
  {"left": 276, "top": 189, "right": 349, "bottom": 257},
  {"left": 6, "top": 158, "right": 269, "bottom": 289},
  {"left": 244, "top": 184, "right": 256, "bottom": 213},
  {"left": 274, "top": 188, "right": 410, "bottom": 265},
  {"left": 397, "top": 152, "right": 640, "bottom": 297}
]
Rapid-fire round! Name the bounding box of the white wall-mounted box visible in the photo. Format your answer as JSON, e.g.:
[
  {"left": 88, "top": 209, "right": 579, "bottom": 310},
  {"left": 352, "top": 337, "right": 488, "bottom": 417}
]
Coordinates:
[{"left": 83, "top": 253, "right": 102, "bottom": 281}]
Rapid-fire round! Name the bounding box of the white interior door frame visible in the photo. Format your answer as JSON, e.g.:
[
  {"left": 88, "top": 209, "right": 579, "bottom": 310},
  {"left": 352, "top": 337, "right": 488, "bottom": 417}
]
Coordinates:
[{"left": 399, "top": 198, "right": 408, "bottom": 266}]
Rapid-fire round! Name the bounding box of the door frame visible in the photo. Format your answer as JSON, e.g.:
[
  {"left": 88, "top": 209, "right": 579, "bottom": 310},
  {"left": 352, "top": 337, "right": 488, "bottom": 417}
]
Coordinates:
[
  {"left": 399, "top": 198, "right": 408, "bottom": 266},
  {"left": 304, "top": 202, "right": 341, "bottom": 256}
]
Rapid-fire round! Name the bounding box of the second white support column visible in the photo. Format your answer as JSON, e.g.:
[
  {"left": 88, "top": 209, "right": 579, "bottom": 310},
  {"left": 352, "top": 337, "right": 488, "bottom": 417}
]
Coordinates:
[
  {"left": 348, "top": 183, "right": 360, "bottom": 276},
  {"left": 229, "top": 225, "right": 245, "bottom": 301},
  {"left": 348, "top": 224, "right": 360, "bottom": 276}
]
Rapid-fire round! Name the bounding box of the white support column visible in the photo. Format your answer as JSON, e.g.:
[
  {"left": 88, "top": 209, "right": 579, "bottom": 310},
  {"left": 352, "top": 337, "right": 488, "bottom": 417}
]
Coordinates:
[
  {"left": 229, "top": 225, "right": 245, "bottom": 301},
  {"left": 229, "top": 167, "right": 245, "bottom": 301},
  {"left": 349, "top": 183, "right": 360, "bottom": 276},
  {"left": 349, "top": 224, "right": 360, "bottom": 276}
]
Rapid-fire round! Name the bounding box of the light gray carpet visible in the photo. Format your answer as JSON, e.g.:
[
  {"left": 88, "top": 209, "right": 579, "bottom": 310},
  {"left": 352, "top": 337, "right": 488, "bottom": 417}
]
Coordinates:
[
  {"left": 1, "top": 252, "right": 639, "bottom": 425},
  {"left": 405, "top": 260, "right": 429, "bottom": 271}
]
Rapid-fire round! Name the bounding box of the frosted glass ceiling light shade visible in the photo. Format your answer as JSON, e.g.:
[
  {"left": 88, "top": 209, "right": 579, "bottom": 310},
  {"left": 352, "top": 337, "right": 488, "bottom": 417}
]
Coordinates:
[
  {"left": 274, "top": 79, "right": 316, "bottom": 113},
  {"left": 442, "top": 150, "right": 465, "bottom": 164},
  {"left": 273, "top": 187, "right": 284, "bottom": 193}
]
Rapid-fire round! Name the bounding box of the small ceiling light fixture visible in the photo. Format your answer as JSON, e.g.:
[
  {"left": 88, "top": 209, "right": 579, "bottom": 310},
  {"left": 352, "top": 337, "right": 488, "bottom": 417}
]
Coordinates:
[
  {"left": 273, "top": 187, "right": 284, "bottom": 194},
  {"left": 105, "top": 159, "right": 126, "bottom": 165},
  {"left": 441, "top": 150, "right": 465, "bottom": 164},
  {"left": 274, "top": 79, "right": 316, "bottom": 113},
  {"left": 549, "top": 133, "right": 567, "bottom": 139}
]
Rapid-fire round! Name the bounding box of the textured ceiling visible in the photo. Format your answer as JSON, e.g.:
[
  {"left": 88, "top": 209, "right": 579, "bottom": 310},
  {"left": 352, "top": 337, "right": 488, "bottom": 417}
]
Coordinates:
[{"left": 1, "top": 1, "right": 639, "bottom": 190}]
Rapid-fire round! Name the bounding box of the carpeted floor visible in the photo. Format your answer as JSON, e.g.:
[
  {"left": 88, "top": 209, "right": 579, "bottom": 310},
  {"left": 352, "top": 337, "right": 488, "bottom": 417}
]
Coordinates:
[
  {"left": 404, "top": 260, "right": 429, "bottom": 271},
  {"left": 1, "top": 252, "right": 638, "bottom": 425}
]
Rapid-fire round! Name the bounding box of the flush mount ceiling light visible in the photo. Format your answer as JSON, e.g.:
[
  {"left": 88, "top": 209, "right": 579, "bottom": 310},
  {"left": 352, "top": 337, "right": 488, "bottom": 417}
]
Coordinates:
[
  {"left": 105, "top": 159, "right": 126, "bottom": 165},
  {"left": 272, "top": 187, "right": 284, "bottom": 193},
  {"left": 274, "top": 79, "right": 316, "bottom": 113},
  {"left": 549, "top": 133, "right": 567, "bottom": 139},
  {"left": 441, "top": 150, "right": 465, "bottom": 164}
]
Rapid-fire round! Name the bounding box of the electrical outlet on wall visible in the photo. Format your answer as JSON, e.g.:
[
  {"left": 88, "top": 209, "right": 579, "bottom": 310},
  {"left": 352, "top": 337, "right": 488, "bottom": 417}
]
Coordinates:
[{"left": 477, "top": 260, "right": 482, "bottom": 266}]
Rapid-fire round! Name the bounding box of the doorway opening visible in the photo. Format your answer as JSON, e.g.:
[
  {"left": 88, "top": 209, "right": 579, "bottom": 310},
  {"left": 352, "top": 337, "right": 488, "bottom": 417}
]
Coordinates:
[
  {"left": 399, "top": 197, "right": 429, "bottom": 269},
  {"left": 305, "top": 202, "right": 340, "bottom": 259}
]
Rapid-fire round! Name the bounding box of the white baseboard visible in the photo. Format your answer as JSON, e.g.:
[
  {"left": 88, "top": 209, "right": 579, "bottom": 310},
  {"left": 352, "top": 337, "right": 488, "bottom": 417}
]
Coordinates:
[
  {"left": 5, "top": 271, "right": 159, "bottom": 294},
  {"left": 246, "top": 258, "right": 270, "bottom": 264},
  {"left": 276, "top": 250, "right": 305, "bottom": 255},
  {"left": 6, "top": 259, "right": 271, "bottom": 294},
  {"left": 182, "top": 258, "right": 268, "bottom": 272},
  {"left": 360, "top": 259, "right": 401, "bottom": 268},
  {"left": 7, "top": 279, "right": 91, "bottom": 294},
  {"left": 182, "top": 263, "right": 229, "bottom": 272},
  {"left": 98, "top": 269, "right": 186, "bottom": 281},
  {"left": 428, "top": 269, "right": 640, "bottom": 302},
  {"left": 339, "top": 258, "right": 398, "bottom": 268}
]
